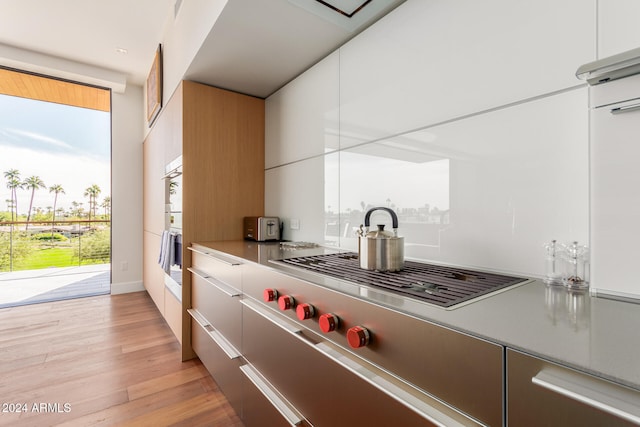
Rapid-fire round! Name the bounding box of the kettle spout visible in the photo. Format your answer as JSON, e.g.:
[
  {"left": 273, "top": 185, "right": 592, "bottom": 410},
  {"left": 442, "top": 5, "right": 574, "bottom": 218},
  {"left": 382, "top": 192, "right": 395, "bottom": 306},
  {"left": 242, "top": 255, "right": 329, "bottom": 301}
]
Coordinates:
[{"left": 357, "top": 224, "right": 365, "bottom": 237}]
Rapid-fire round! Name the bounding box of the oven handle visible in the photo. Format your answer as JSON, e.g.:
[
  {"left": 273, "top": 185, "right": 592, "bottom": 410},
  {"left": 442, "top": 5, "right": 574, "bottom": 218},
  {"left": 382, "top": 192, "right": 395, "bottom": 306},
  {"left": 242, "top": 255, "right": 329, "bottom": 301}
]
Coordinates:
[
  {"left": 187, "top": 309, "right": 241, "bottom": 360},
  {"left": 240, "top": 298, "right": 474, "bottom": 427},
  {"left": 188, "top": 247, "right": 242, "bottom": 266},
  {"left": 188, "top": 267, "right": 241, "bottom": 297},
  {"left": 532, "top": 367, "right": 640, "bottom": 424},
  {"left": 240, "top": 364, "right": 304, "bottom": 426}
]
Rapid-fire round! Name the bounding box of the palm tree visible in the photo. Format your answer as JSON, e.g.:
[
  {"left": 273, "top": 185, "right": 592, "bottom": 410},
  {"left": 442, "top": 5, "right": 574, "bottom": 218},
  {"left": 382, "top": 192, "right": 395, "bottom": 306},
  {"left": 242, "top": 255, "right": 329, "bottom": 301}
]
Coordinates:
[
  {"left": 101, "top": 196, "right": 111, "bottom": 220},
  {"left": 84, "top": 184, "right": 101, "bottom": 222},
  {"left": 49, "top": 184, "right": 65, "bottom": 222},
  {"left": 49, "top": 184, "right": 65, "bottom": 236},
  {"left": 23, "top": 175, "right": 45, "bottom": 230},
  {"left": 4, "top": 169, "right": 21, "bottom": 222},
  {"left": 71, "top": 201, "right": 83, "bottom": 218}
]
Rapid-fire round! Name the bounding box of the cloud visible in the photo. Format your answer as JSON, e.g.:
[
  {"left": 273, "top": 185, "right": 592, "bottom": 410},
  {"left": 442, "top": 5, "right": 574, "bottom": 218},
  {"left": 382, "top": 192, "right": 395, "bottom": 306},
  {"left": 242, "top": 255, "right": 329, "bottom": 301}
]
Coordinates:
[
  {"left": 0, "top": 145, "right": 110, "bottom": 213},
  {"left": 0, "top": 127, "right": 73, "bottom": 151}
]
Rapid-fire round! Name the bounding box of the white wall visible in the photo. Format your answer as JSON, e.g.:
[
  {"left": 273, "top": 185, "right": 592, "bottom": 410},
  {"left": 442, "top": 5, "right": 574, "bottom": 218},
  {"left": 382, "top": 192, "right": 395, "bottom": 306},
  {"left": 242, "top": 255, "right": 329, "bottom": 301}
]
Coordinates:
[
  {"left": 111, "top": 86, "right": 145, "bottom": 294},
  {"left": 265, "top": 0, "right": 616, "bottom": 278},
  {"left": 147, "top": 0, "right": 227, "bottom": 132},
  {"left": 112, "top": 0, "right": 228, "bottom": 292}
]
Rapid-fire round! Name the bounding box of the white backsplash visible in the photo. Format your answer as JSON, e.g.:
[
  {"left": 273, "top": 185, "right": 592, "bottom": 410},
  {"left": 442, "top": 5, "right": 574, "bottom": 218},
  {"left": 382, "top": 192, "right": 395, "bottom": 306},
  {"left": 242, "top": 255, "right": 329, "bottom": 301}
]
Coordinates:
[
  {"left": 263, "top": 0, "right": 638, "bottom": 278},
  {"left": 336, "top": 89, "right": 588, "bottom": 277}
]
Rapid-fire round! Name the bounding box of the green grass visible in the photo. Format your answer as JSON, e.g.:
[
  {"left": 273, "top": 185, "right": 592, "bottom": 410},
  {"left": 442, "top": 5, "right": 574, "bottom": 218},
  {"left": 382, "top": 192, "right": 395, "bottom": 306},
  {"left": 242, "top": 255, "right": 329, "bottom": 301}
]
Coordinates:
[{"left": 12, "top": 246, "right": 78, "bottom": 270}]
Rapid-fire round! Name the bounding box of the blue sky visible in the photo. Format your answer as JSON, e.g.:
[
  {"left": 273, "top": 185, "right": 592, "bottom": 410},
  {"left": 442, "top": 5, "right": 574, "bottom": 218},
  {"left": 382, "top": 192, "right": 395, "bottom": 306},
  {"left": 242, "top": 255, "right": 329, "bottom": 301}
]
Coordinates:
[{"left": 0, "top": 94, "right": 110, "bottom": 214}]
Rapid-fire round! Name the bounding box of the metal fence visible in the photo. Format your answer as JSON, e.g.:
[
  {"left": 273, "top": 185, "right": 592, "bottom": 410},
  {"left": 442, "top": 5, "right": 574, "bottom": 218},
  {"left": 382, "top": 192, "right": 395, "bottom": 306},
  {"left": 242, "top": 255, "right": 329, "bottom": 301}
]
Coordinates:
[{"left": 0, "top": 219, "right": 111, "bottom": 272}]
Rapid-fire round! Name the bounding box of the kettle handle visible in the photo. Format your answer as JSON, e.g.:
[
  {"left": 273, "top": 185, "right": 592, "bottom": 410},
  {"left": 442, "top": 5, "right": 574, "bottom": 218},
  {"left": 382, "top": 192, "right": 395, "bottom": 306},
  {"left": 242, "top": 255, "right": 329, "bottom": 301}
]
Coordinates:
[{"left": 363, "top": 207, "right": 399, "bottom": 230}]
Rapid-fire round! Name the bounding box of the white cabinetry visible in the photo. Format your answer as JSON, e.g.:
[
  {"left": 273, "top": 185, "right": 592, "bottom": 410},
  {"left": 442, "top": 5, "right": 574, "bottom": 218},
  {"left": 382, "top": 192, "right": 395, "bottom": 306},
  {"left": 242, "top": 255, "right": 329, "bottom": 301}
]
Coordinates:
[
  {"left": 339, "top": 0, "right": 595, "bottom": 145},
  {"left": 590, "top": 73, "right": 640, "bottom": 299},
  {"left": 598, "top": 0, "right": 640, "bottom": 58},
  {"left": 265, "top": 51, "right": 339, "bottom": 168}
]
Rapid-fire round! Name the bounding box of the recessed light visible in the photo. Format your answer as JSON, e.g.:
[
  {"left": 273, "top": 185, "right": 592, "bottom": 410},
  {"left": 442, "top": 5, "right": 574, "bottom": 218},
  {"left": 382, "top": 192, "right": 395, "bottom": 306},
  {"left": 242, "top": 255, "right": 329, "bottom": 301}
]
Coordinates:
[{"left": 115, "top": 47, "right": 128, "bottom": 54}]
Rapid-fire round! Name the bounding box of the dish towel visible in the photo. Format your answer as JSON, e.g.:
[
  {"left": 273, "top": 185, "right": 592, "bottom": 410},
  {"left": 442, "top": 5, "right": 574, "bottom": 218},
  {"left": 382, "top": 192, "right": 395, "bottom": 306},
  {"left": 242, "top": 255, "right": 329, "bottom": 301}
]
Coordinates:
[{"left": 158, "top": 230, "right": 182, "bottom": 273}]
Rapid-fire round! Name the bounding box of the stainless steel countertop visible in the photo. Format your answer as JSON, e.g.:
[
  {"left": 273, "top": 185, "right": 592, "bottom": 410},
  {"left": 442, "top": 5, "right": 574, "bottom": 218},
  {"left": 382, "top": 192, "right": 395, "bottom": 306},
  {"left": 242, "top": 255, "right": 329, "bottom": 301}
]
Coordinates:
[{"left": 192, "top": 240, "right": 640, "bottom": 391}]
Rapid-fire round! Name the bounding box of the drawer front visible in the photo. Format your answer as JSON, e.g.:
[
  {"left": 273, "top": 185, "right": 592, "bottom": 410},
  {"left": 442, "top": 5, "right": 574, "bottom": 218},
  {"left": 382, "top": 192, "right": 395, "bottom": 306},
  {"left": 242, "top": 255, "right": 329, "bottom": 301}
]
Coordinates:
[
  {"left": 241, "top": 374, "right": 292, "bottom": 427},
  {"left": 191, "top": 245, "right": 242, "bottom": 290},
  {"left": 244, "top": 265, "right": 502, "bottom": 426},
  {"left": 242, "top": 296, "right": 478, "bottom": 427},
  {"left": 507, "top": 349, "right": 640, "bottom": 426},
  {"left": 191, "top": 273, "right": 242, "bottom": 351},
  {"left": 190, "top": 312, "right": 243, "bottom": 416},
  {"left": 240, "top": 364, "right": 312, "bottom": 427}
]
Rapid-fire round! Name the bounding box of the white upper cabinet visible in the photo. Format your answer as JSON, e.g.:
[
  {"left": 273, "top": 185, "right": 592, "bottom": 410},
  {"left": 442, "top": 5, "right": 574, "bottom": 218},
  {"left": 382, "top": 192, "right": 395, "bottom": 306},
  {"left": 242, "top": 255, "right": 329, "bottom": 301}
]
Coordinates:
[
  {"left": 265, "top": 51, "right": 339, "bottom": 168},
  {"left": 598, "top": 0, "right": 640, "bottom": 58},
  {"left": 339, "top": 0, "right": 596, "bottom": 146}
]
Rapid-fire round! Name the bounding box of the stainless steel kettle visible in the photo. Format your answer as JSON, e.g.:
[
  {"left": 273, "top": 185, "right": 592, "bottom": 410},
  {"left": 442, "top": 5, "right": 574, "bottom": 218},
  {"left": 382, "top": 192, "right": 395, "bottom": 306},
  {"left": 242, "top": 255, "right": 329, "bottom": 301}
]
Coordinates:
[{"left": 357, "top": 207, "right": 404, "bottom": 272}]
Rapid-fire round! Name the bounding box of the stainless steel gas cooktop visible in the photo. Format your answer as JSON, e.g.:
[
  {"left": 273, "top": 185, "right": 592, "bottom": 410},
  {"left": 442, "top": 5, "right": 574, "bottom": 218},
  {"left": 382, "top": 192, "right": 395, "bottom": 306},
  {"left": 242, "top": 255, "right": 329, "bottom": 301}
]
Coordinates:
[{"left": 277, "top": 252, "right": 528, "bottom": 308}]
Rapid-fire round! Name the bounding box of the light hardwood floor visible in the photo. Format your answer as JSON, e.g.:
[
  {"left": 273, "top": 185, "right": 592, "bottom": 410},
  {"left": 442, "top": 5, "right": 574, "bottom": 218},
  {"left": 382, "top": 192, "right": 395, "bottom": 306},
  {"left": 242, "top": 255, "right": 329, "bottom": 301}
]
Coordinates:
[{"left": 0, "top": 291, "right": 244, "bottom": 426}]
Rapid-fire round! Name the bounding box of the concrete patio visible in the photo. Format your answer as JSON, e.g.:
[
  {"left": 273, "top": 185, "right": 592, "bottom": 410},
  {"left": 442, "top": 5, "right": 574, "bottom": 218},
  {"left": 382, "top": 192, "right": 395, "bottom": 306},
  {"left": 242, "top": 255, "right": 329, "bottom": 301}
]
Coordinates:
[{"left": 0, "top": 264, "right": 110, "bottom": 309}]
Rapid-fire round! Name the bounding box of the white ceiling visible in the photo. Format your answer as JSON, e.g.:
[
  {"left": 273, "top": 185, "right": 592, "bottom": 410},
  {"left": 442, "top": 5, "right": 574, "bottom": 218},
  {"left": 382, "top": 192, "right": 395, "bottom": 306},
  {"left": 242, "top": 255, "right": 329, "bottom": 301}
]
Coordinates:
[
  {"left": 0, "top": 0, "right": 404, "bottom": 98},
  {"left": 0, "top": 0, "right": 174, "bottom": 86}
]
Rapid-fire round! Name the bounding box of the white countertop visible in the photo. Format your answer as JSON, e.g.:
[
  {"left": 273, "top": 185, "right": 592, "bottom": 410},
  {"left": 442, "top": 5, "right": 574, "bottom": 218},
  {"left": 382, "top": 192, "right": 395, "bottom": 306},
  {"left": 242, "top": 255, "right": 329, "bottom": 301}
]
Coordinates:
[{"left": 192, "top": 240, "right": 640, "bottom": 391}]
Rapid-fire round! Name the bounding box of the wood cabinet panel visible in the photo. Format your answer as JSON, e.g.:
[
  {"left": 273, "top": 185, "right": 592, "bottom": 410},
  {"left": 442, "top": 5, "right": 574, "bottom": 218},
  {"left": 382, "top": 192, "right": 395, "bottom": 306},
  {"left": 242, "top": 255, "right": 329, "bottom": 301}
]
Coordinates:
[
  {"left": 142, "top": 126, "right": 165, "bottom": 235},
  {"left": 164, "top": 287, "right": 182, "bottom": 344},
  {"left": 142, "top": 231, "right": 164, "bottom": 313},
  {"left": 163, "top": 86, "right": 183, "bottom": 165},
  {"left": 182, "top": 81, "right": 265, "bottom": 245},
  {"left": 143, "top": 80, "right": 265, "bottom": 361}
]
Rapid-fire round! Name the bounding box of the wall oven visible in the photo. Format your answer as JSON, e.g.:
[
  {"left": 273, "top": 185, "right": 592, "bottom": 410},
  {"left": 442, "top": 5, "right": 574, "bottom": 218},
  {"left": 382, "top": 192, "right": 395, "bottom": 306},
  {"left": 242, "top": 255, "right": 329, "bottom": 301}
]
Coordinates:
[{"left": 161, "top": 155, "right": 183, "bottom": 299}]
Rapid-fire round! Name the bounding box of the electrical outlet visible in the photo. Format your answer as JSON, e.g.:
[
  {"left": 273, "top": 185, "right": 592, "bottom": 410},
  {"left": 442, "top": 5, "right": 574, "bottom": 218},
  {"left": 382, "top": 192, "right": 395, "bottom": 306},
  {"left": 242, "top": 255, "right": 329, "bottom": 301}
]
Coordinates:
[
  {"left": 290, "top": 218, "right": 300, "bottom": 230},
  {"left": 121, "top": 261, "right": 128, "bottom": 271}
]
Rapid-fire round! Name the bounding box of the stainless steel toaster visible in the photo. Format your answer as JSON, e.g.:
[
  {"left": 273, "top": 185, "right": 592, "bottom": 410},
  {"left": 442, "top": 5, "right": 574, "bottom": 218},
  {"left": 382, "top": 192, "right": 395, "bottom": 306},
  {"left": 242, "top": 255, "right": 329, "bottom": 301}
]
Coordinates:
[{"left": 243, "top": 216, "right": 281, "bottom": 241}]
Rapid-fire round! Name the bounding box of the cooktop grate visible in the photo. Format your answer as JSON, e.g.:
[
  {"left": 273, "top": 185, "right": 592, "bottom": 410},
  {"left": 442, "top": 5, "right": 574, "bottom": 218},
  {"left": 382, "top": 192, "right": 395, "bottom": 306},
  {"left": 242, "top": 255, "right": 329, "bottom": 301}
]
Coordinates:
[{"left": 277, "top": 252, "right": 527, "bottom": 308}]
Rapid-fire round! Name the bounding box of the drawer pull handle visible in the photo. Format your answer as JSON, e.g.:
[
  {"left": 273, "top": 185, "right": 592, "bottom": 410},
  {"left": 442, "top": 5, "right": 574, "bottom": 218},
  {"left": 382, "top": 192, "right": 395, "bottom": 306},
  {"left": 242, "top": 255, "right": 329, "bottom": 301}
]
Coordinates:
[
  {"left": 188, "top": 247, "right": 242, "bottom": 266},
  {"left": 240, "top": 298, "right": 302, "bottom": 335},
  {"left": 532, "top": 367, "right": 640, "bottom": 424},
  {"left": 314, "top": 342, "right": 468, "bottom": 427},
  {"left": 187, "top": 309, "right": 241, "bottom": 360},
  {"left": 188, "top": 267, "right": 241, "bottom": 297},
  {"left": 240, "top": 364, "right": 304, "bottom": 426},
  {"left": 241, "top": 298, "right": 470, "bottom": 427},
  {"left": 610, "top": 102, "right": 640, "bottom": 114}
]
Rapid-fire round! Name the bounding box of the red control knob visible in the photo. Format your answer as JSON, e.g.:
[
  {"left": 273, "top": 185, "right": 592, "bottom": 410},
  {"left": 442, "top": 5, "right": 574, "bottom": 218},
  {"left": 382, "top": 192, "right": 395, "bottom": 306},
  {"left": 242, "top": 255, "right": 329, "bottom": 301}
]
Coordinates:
[
  {"left": 296, "top": 303, "right": 315, "bottom": 320},
  {"left": 263, "top": 288, "right": 278, "bottom": 302},
  {"left": 319, "top": 313, "right": 339, "bottom": 333},
  {"left": 347, "top": 326, "right": 370, "bottom": 349},
  {"left": 278, "top": 295, "right": 295, "bottom": 311}
]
